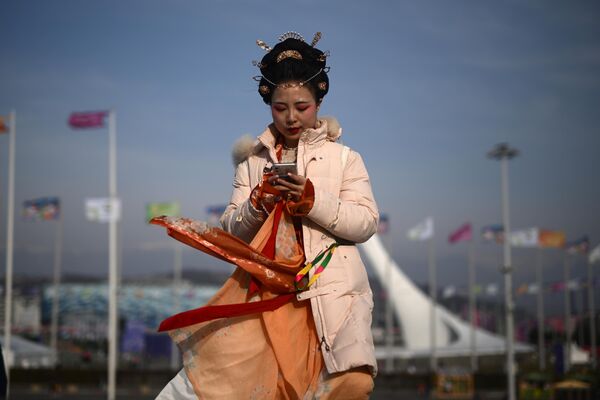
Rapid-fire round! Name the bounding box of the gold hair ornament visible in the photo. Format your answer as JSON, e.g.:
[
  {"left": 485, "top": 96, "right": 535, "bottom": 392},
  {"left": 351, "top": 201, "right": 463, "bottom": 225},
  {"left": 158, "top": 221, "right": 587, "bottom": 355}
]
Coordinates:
[
  {"left": 276, "top": 50, "right": 302, "bottom": 63},
  {"left": 278, "top": 31, "right": 304, "bottom": 42}
]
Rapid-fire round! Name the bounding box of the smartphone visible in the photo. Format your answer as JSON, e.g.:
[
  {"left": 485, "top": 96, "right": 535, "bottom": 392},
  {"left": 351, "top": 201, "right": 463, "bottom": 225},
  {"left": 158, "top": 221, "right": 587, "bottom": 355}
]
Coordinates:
[{"left": 271, "top": 162, "right": 297, "bottom": 181}]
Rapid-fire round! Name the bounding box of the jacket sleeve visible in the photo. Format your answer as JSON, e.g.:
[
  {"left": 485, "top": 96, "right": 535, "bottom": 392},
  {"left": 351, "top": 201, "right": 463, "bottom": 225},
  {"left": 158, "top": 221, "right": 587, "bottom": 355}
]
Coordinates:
[
  {"left": 307, "top": 150, "right": 379, "bottom": 243},
  {"left": 220, "top": 160, "right": 266, "bottom": 243}
]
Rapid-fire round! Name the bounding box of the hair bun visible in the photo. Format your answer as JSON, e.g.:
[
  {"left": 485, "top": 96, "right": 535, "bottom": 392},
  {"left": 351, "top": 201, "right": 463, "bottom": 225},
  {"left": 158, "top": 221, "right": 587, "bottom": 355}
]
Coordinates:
[{"left": 253, "top": 32, "right": 330, "bottom": 104}]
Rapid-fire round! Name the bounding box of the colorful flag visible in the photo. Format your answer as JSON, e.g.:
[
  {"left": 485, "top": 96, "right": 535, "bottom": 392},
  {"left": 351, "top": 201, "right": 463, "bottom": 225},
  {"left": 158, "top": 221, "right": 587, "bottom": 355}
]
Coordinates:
[
  {"left": 590, "top": 243, "right": 600, "bottom": 264},
  {"left": 516, "top": 284, "right": 528, "bottom": 296},
  {"left": 68, "top": 111, "right": 108, "bottom": 129},
  {"left": 23, "top": 197, "right": 60, "bottom": 221},
  {"left": 539, "top": 229, "right": 566, "bottom": 249},
  {"left": 448, "top": 223, "right": 472, "bottom": 244},
  {"left": 377, "top": 213, "right": 390, "bottom": 234},
  {"left": 146, "top": 202, "right": 180, "bottom": 222},
  {"left": 510, "top": 227, "right": 539, "bottom": 247},
  {"left": 481, "top": 225, "right": 504, "bottom": 244},
  {"left": 85, "top": 198, "right": 121, "bottom": 223},
  {"left": 565, "top": 235, "right": 590, "bottom": 255},
  {"left": 551, "top": 281, "right": 566, "bottom": 292},
  {"left": 407, "top": 217, "right": 433, "bottom": 241},
  {"left": 0, "top": 116, "right": 8, "bottom": 133},
  {"left": 206, "top": 204, "right": 227, "bottom": 226}
]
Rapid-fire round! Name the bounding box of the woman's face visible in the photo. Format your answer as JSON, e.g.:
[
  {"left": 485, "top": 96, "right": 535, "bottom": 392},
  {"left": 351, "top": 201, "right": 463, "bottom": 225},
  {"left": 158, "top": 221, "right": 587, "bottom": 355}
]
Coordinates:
[{"left": 271, "top": 83, "right": 319, "bottom": 147}]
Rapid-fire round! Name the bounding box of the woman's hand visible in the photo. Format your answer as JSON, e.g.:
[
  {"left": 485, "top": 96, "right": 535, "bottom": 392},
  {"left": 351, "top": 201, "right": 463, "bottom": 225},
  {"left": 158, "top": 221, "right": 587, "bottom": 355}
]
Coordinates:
[{"left": 268, "top": 173, "right": 307, "bottom": 201}]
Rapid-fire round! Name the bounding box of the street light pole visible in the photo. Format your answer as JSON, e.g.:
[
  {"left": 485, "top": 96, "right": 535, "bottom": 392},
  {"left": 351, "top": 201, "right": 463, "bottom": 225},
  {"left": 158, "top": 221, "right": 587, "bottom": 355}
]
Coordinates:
[{"left": 488, "top": 143, "right": 519, "bottom": 400}]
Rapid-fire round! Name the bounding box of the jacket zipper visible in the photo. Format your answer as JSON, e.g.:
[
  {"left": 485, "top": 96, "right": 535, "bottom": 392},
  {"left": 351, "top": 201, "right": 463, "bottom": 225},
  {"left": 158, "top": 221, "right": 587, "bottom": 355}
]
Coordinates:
[{"left": 300, "top": 136, "right": 332, "bottom": 354}]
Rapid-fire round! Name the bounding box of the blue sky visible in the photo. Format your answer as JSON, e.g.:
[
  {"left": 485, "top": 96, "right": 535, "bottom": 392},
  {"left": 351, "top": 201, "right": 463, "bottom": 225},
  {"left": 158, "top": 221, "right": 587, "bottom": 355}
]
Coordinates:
[{"left": 1, "top": 1, "right": 599, "bottom": 314}]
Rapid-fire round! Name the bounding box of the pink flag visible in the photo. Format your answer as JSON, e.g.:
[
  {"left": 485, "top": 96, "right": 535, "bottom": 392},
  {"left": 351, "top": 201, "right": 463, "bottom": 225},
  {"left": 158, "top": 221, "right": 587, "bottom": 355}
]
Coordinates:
[
  {"left": 68, "top": 111, "right": 108, "bottom": 128},
  {"left": 448, "top": 223, "right": 472, "bottom": 244}
]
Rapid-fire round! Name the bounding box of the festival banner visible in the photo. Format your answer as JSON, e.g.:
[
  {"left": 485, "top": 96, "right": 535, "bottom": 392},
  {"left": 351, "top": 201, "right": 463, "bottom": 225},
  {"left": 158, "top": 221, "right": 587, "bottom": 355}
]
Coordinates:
[
  {"left": 407, "top": 217, "right": 433, "bottom": 241},
  {"left": 588, "top": 243, "right": 600, "bottom": 264},
  {"left": 0, "top": 115, "right": 8, "bottom": 133},
  {"left": 121, "top": 320, "right": 146, "bottom": 354},
  {"left": 85, "top": 198, "right": 121, "bottom": 223},
  {"left": 378, "top": 213, "right": 390, "bottom": 235},
  {"left": 539, "top": 229, "right": 566, "bottom": 248},
  {"left": 510, "top": 227, "right": 539, "bottom": 247},
  {"left": 448, "top": 223, "right": 472, "bottom": 244},
  {"left": 565, "top": 235, "right": 590, "bottom": 255},
  {"left": 146, "top": 202, "right": 180, "bottom": 222},
  {"left": 23, "top": 197, "right": 60, "bottom": 221},
  {"left": 68, "top": 111, "right": 108, "bottom": 129},
  {"left": 481, "top": 225, "right": 504, "bottom": 244}
]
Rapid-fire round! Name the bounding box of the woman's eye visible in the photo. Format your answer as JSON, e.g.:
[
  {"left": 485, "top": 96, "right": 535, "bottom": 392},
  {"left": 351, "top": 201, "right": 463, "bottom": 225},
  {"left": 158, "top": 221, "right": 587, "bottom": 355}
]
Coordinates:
[
  {"left": 297, "top": 106, "right": 309, "bottom": 111},
  {"left": 273, "top": 106, "right": 286, "bottom": 112}
]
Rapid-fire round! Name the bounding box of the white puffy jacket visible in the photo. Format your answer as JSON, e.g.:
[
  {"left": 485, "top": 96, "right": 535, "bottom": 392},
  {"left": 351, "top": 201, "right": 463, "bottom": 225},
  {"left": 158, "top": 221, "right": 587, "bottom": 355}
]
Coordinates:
[{"left": 221, "top": 117, "right": 379, "bottom": 376}]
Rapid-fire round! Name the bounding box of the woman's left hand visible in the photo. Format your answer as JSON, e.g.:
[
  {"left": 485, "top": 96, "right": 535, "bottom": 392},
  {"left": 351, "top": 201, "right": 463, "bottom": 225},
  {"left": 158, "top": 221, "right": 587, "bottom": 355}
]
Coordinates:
[{"left": 268, "top": 173, "right": 307, "bottom": 201}]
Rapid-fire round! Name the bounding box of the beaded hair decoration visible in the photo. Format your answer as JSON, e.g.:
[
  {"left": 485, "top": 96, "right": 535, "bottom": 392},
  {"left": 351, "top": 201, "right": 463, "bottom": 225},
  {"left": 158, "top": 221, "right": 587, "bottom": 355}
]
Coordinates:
[{"left": 252, "top": 31, "right": 329, "bottom": 95}]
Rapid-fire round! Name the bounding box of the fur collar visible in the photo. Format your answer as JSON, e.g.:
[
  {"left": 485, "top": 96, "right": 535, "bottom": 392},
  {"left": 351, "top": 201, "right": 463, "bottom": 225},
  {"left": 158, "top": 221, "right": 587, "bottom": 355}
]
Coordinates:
[{"left": 231, "top": 116, "right": 342, "bottom": 165}]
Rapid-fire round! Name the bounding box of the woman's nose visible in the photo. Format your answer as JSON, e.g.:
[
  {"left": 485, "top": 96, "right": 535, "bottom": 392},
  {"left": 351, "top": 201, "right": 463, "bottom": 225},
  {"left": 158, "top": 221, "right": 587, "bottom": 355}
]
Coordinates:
[{"left": 286, "top": 109, "right": 297, "bottom": 123}]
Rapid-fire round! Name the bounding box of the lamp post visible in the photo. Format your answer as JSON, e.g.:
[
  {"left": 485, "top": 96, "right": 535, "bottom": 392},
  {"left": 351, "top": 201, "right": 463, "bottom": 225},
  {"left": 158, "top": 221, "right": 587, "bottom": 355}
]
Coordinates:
[{"left": 487, "top": 143, "right": 519, "bottom": 400}]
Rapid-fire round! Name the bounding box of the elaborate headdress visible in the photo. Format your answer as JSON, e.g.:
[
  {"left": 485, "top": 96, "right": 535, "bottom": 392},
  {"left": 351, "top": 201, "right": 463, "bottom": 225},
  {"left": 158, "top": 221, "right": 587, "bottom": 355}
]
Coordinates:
[{"left": 253, "top": 31, "right": 330, "bottom": 104}]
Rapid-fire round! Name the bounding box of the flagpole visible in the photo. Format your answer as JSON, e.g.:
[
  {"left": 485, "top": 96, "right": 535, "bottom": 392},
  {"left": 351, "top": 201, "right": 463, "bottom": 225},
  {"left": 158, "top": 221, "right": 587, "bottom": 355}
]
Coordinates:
[
  {"left": 2, "top": 110, "right": 16, "bottom": 391},
  {"left": 536, "top": 249, "right": 545, "bottom": 370},
  {"left": 50, "top": 215, "right": 63, "bottom": 362},
  {"left": 563, "top": 253, "right": 571, "bottom": 372},
  {"left": 107, "top": 109, "right": 118, "bottom": 400},
  {"left": 488, "top": 143, "right": 518, "bottom": 400},
  {"left": 468, "top": 241, "right": 477, "bottom": 372},
  {"left": 588, "top": 257, "right": 597, "bottom": 368},
  {"left": 577, "top": 282, "right": 584, "bottom": 351},
  {"left": 170, "top": 244, "right": 183, "bottom": 370},
  {"left": 385, "top": 244, "right": 393, "bottom": 373},
  {"left": 429, "top": 236, "right": 437, "bottom": 372}
]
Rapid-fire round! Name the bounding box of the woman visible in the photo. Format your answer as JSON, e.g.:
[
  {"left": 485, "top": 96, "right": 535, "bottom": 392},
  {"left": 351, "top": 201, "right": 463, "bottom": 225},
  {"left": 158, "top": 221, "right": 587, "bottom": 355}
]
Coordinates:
[{"left": 157, "top": 32, "right": 378, "bottom": 399}]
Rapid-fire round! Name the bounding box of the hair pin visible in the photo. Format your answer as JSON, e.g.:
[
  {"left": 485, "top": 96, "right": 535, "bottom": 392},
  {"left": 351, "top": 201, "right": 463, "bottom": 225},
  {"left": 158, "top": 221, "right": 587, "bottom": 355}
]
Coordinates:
[
  {"left": 256, "top": 39, "right": 271, "bottom": 52},
  {"left": 311, "top": 32, "right": 322, "bottom": 47}
]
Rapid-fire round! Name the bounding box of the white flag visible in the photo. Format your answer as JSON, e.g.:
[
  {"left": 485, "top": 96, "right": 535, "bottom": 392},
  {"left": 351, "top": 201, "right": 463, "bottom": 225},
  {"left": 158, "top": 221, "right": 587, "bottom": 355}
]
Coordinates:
[
  {"left": 590, "top": 244, "right": 600, "bottom": 264},
  {"left": 486, "top": 284, "right": 499, "bottom": 296},
  {"left": 527, "top": 283, "right": 540, "bottom": 294},
  {"left": 407, "top": 217, "right": 434, "bottom": 241},
  {"left": 567, "top": 280, "right": 580, "bottom": 291},
  {"left": 442, "top": 286, "right": 456, "bottom": 298},
  {"left": 86, "top": 198, "right": 121, "bottom": 223},
  {"left": 510, "top": 227, "right": 539, "bottom": 247}
]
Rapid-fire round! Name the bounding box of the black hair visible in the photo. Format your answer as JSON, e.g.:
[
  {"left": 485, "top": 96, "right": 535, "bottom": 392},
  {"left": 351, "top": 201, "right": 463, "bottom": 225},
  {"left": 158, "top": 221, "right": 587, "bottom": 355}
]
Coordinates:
[{"left": 256, "top": 38, "right": 329, "bottom": 105}]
